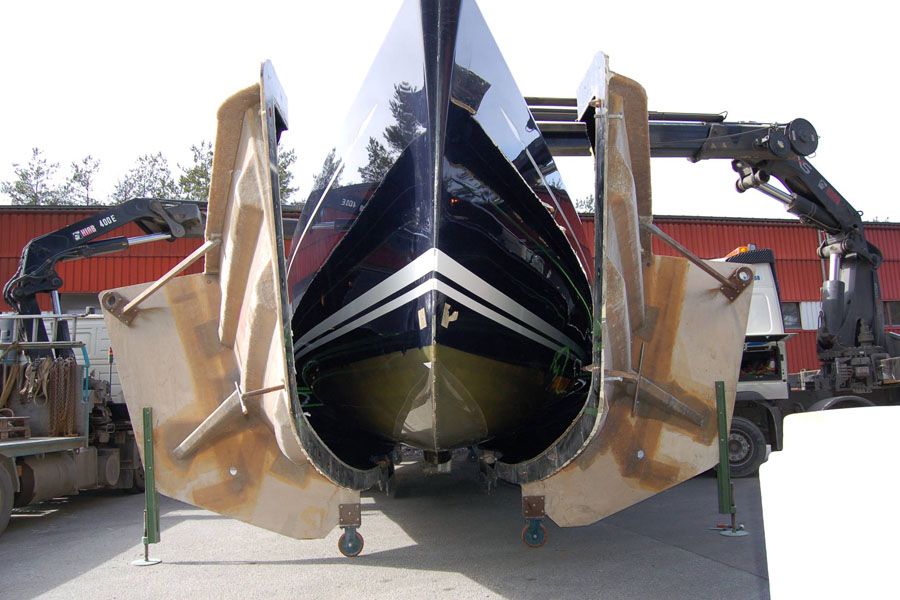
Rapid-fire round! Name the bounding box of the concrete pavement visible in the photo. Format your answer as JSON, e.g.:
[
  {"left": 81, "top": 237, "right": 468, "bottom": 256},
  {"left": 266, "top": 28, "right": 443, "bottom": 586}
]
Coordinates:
[{"left": 0, "top": 456, "right": 769, "bottom": 599}]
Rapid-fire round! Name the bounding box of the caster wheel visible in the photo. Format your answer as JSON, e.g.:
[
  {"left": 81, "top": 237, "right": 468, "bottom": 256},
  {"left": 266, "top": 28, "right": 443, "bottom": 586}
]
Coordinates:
[
  {"left": 338, "top": 529, "right": 364, "bottom": 557},
  {"left": 521, "top": 522, "right": 546, "bottom": 548}
]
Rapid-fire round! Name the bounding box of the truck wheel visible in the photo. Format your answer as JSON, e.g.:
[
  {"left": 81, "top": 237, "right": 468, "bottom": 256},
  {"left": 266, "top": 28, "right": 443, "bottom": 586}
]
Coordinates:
[
  {"left": 0, "top": 466, "right": 13, "bottom": 536},
  {"left": 808, "top": 395, "right": 874, "bottom": 411},
  {"left": 729, "top": 417, "right": 767, "bottom": 478}
]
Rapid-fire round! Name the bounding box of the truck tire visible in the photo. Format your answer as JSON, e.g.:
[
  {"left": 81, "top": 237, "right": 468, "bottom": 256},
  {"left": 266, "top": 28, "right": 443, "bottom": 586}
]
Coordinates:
[
  {"left": 0, "top": 465, "right": 13, "bottom": 536},
  {"left": 808, "top": 395, "right": 875, "bottom": 411},
  {"left": 729, "top": 416, "right": 766, "bottom": 478}
]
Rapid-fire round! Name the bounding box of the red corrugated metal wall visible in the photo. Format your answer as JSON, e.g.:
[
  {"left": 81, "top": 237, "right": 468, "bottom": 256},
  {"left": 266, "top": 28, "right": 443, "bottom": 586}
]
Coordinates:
[
  {"left": 0, "top": 208, "right": 205, "bottom": 312},
  {"left": 580, "top": 215, "right": 900, "bottom": 371},
  {"left": 2, "top": 207, "right": 898, "bottom": 371},
  {"left": 0, "top": 207, "right": 305, "bottom": 313}
]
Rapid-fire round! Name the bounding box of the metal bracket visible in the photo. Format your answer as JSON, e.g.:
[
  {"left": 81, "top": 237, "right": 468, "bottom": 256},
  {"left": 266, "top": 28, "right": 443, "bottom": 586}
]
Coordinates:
[
  {"left": 641, "top": 222, "right": 752, "bottom": 302},
  {"left": 522, "top": 495, "right": 545, "bottom": 519},
  {"left": 171, "top": 381, "right": 284, "bottom": 460},
  {"left": 719, "top": 268, "right": 753, "bottom": 301},
  {"left": 103, "top": 238, "right": 220, "bottom": 325},
  {"left": 607, "top": 369, "right": 705, "bottom": 427},
  {"left": 338, "top": 503, "right": 362, "bottom": 528}
]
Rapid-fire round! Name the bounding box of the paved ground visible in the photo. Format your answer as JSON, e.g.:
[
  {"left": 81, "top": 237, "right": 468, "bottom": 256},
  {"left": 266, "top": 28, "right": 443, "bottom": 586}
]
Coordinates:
[{"left": 0, "top": 457, "right": 769, "bottom": 599}]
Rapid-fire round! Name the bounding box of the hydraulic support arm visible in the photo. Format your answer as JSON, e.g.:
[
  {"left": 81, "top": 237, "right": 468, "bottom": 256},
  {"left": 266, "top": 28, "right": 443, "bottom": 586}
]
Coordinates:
[
  {"left": 4, "top": 198, "right": 203, "bottom": 353},
  {"left": 526, "top": 98, "right": 895, "bottom": 391}
]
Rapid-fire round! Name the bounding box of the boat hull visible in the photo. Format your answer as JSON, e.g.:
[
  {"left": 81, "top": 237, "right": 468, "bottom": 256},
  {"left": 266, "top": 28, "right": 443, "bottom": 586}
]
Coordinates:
[{"left": 288, "top": 0, "right": 592, "bottom": 465}]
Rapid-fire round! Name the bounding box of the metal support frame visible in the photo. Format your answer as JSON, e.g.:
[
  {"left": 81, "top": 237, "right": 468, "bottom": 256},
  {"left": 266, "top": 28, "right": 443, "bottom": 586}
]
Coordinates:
[
  {"left": 171, "top": 382, "right": 285, "bottom": 460},
  {"left": 104, "top": 238, "right": 220, "bottom": 326},
  {"left": 521, "top": 495, "right": 547, "bottom": 548},
  {"left": 0, "top": 313, "right": 86, "bottom": 354},
  {"left": 641, "top": 223, "right": 753, "bottom": 302},
  {"left": 337, "top": 503, "right": 364, "bottom": 557},
  {"left": 132, "top": 407, "right": 162, "bottom": 566},
  {"left": 714, "top": 381, "right": 748, "bottom": 537}
]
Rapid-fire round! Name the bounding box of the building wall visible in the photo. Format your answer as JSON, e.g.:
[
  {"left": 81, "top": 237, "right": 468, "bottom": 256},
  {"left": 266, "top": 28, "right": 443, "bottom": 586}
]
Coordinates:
[
  {"left": 581, "top": 215, "right": 900, "bottom": 371},
  {"left": 0, "top": 206, "right": 298, "bottom": 313},
  {"left": 2, "top": 207, "right": 898, "bottom": 372}
]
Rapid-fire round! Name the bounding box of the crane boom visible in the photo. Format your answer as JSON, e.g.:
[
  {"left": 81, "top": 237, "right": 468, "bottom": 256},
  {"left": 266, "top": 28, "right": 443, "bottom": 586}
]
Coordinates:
[
  {"left": 4, "top": 198, "right": 203, "bottom": 355},
  {"left": 526, "top": 98, "right": 897, "bottom": 394}
]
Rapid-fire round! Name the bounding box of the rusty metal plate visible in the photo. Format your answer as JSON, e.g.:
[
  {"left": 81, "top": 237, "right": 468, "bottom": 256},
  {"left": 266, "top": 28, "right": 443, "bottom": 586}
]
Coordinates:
[
  {"left": 522, "top": 495, "right": 545, "bottom": 518},
  {"left": 338, "top": 503, "right": 362, "bottom": 527}
]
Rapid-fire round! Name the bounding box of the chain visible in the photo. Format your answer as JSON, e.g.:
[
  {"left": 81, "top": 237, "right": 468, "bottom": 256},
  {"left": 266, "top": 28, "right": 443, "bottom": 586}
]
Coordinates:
[{"left": 47, "top": 357, "right": 77, "bottom": 436}]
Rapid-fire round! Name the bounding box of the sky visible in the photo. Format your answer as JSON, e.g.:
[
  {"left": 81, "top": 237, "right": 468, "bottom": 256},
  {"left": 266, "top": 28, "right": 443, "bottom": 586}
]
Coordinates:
[{"left": 0, "top": 0, "right": 897, "bottom": 221}]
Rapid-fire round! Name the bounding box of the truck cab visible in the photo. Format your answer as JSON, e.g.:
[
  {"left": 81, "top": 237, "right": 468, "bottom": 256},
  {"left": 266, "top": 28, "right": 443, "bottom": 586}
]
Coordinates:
[
  {"left": 724, "top": 247, "right": 791, "bottom": 476},
  {"left": 738, "top": 255, "right": 790, "bottom": 402}
]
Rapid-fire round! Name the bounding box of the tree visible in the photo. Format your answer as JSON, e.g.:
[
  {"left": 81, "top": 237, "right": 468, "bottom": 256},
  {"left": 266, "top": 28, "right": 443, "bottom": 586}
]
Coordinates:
[
  {"left": 574, "top": 195, "right": 594, "bottom": 213},
  {"left": 277, "top": 146, "right": 299, "bottom": 204},
  {"left": 312, "top": 148, "right": 342, "bottom": 191},
  {"left": 1, "top": 148, "right": 101, "bottom": 206},
  {"left": 67, "top": 155, "right": 101, "bottom": 205},
  {"left": 358, "top": 138, "right": 394, "bottom": 183},
  {"left": 384, "top": 82, "right": 423, "bottom": 154},
  {"left": 110, "top": 152, "right": 180, "bottom": 203},
  {"left": 178, "top": 141, "right": 213, "bottom": 202},
  {"left": 357, "top": 82, "right": 424, "bottom": 182},
  {"left": 1, "top": 148, "right": 66, "bottom": 205}
]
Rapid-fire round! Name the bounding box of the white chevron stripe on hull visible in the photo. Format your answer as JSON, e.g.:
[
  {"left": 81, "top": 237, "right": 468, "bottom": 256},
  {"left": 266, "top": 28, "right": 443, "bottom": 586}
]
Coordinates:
[{"left": 293, "top": 248, "right": 584, "bottom": 360}]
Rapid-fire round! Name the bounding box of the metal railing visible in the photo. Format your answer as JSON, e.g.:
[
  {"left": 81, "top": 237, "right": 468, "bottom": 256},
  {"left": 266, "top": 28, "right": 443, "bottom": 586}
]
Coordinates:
[
  {"left": 0, "top": 312, "right": 88, "bottom": 353},
  {"left": 0, "top": 312, "right": 92, "bottom": 442}
]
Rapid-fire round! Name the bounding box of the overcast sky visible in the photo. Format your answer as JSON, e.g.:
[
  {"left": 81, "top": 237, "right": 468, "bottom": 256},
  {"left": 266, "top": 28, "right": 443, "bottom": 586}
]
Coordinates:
[{"left": 1, "top": 0, "right": 896, "bottom": 221}]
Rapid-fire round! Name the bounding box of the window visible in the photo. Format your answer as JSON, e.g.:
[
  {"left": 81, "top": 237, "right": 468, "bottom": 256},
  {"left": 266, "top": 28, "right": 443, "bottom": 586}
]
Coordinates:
[
  {"left": 886, "top": 301, "right": 900, "bottom": 326},
  {"left": 60, "top": 293, "right": 101, "bottom": 314},
  {"left": 799, "top": 301, "right": 822, "bottom": 331},
  {"left": 781, "top": 302, "right": 801, "bottom": 329}
]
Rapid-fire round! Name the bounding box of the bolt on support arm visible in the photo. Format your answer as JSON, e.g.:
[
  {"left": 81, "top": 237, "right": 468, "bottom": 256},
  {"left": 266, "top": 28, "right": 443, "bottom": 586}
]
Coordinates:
[{"left": 641, "top": 222, "right": 753, "bottom": 302}]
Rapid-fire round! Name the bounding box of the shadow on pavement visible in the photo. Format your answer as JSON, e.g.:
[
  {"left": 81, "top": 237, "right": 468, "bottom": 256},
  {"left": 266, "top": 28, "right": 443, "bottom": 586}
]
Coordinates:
[
  {"left": 157, "top": 457, "right": 768, "bottom": 599},
  {"left": 0, "top": 457, "right": 769, "bottom": 600}
]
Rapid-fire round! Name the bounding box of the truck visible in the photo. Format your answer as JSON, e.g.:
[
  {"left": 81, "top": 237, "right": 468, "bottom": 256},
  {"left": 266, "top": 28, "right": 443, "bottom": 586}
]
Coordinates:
[
  {"left": 0, "top": 198, "right": 203, "bottom": 534},
  {"left": 532, "top": 104, "right": 900, "bottom": 477},
  {"left": 724, "top": 241, "right": 899, "bottom": 476},
  {"left": 725, "top": 248, "right": 794, "bottom": 476},
  {"left": 654, "top": 116, "right": 900, "bottom": 477}
]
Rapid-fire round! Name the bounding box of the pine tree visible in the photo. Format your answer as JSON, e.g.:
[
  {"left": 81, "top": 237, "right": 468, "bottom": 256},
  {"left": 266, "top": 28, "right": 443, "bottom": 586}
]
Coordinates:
[
  {"left": 178, "top": 141, "right": 213, "bottom": 202},
  {"left": 110, "top": 152, "right": 181, "bottom": 203}
]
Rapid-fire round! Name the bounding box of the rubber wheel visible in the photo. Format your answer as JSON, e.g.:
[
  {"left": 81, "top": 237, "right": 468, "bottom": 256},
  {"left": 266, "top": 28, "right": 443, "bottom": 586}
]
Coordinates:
[
  {"left": 809, "top": 395, "right": 874, "bottom": 411},
  {"left": 521, "top": 522, "right": 546, "bottom": 548},
  {"left": 728, "top": 416, "right": 767, "bottom": 478},
  {"left": 338, "top": 530, "right": 364, "bottom": 557},
  {"left": 0, "top": 466, "right": 14, "bottom": 536}
]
